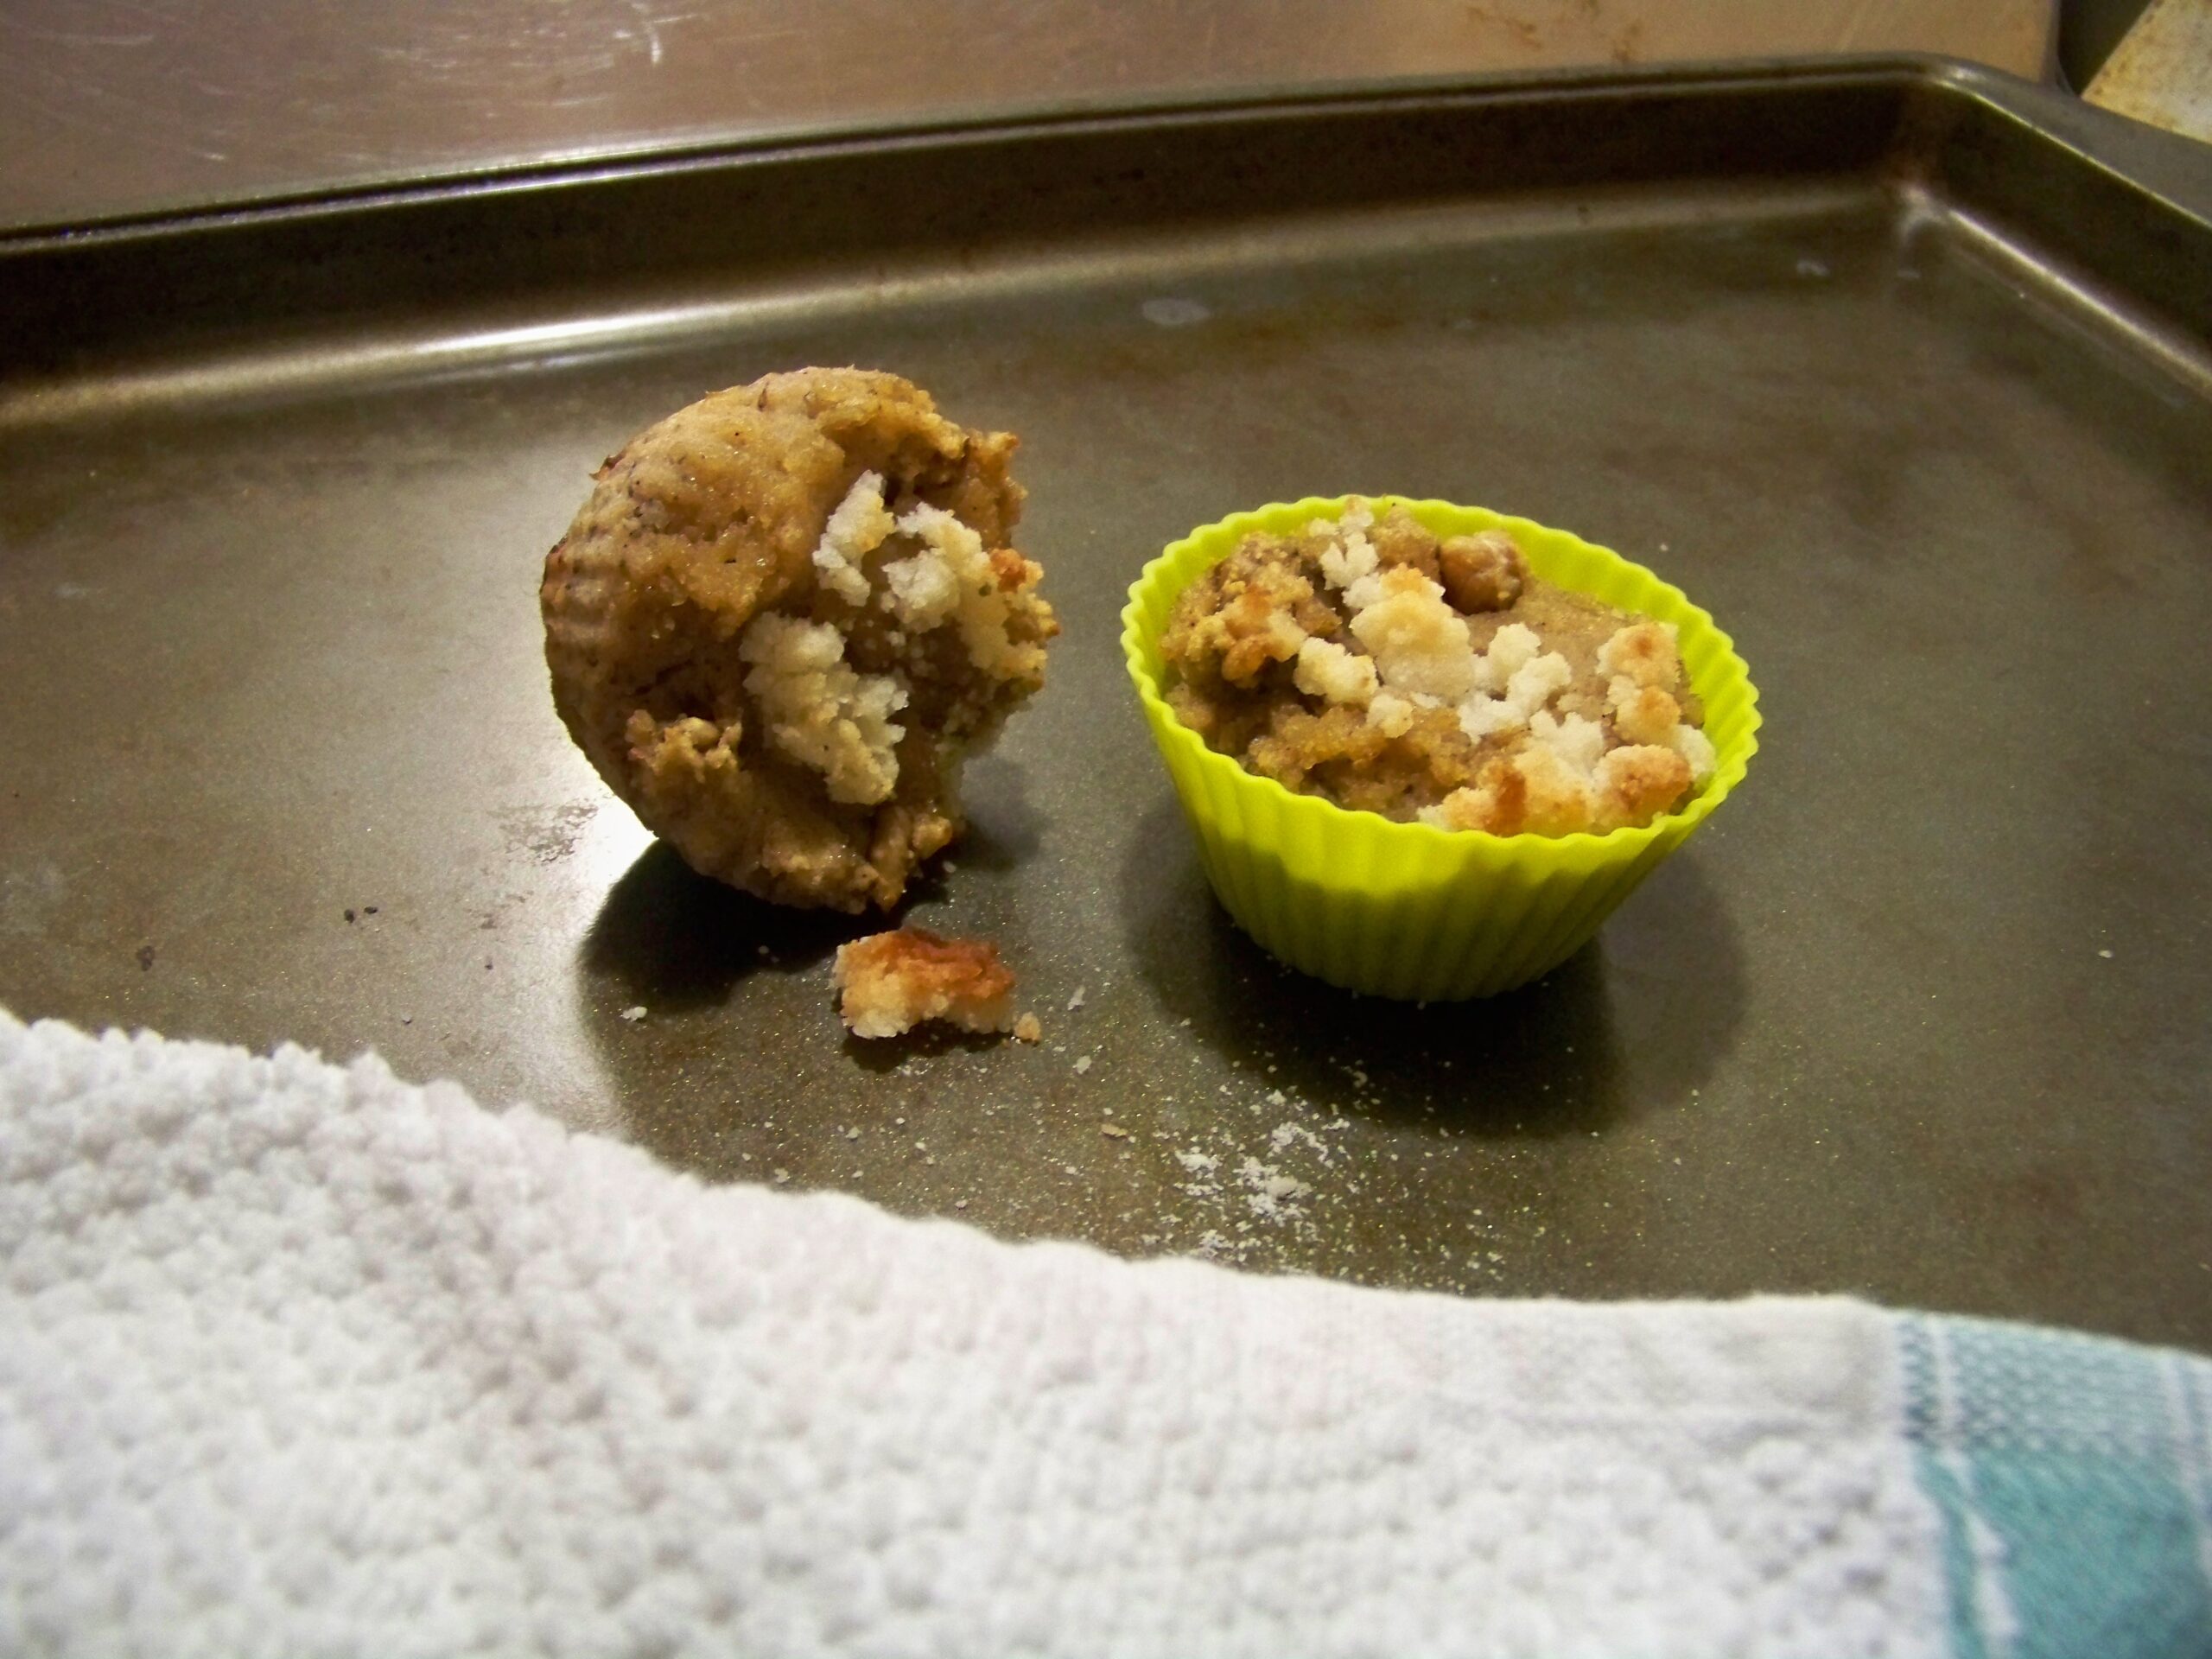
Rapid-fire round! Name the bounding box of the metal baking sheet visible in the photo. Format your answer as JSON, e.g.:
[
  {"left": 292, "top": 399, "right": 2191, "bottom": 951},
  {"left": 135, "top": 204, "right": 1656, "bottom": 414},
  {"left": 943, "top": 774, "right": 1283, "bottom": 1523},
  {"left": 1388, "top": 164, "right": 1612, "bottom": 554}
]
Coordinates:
[{"left": 4, "top": 59, "right": 2209, "bottom": 1349}]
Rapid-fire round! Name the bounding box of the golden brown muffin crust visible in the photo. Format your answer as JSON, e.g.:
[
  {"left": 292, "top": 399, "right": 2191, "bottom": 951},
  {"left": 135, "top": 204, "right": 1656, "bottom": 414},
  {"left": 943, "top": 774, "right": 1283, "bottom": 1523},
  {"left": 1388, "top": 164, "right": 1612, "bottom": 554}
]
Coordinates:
[{"left": 542, "top": 368, "right": 1053, "bottom": 911}]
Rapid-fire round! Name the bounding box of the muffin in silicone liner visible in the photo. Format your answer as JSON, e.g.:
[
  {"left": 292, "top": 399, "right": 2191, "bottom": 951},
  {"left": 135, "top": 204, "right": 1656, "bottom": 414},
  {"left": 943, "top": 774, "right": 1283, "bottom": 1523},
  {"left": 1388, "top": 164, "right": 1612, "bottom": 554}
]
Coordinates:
[{"left": 1121, "top": 496, "right": 1760, "bottom": 1001}]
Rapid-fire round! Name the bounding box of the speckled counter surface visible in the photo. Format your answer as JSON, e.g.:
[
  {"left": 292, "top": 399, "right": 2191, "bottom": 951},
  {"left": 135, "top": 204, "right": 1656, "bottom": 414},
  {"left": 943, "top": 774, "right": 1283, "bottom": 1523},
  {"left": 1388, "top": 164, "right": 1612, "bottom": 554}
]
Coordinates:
[{"left": 0, "top": 0, "right": 2052, "bottom": 229}]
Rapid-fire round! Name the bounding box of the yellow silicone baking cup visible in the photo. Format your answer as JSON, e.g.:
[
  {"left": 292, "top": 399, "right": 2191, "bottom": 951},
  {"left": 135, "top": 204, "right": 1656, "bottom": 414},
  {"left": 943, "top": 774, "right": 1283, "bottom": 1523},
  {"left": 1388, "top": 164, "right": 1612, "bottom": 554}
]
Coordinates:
[{"left": 1122, "top": 496, "right": 1760, "bottom": 1001}]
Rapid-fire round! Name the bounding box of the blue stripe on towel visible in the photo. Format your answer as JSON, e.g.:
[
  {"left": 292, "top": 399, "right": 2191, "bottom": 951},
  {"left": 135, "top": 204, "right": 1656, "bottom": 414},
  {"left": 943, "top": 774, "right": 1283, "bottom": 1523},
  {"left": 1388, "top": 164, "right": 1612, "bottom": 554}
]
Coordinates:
[{"left": 1901, "top": 1314, "right": 2212, "bottom": 1659}]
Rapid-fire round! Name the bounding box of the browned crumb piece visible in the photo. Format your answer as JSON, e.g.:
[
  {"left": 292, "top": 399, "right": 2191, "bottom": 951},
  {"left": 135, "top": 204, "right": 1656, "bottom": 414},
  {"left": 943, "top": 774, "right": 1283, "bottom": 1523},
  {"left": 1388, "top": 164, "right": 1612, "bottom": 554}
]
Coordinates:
[
  {"left": 1437, "top": 531, "right": 1526, "bottom": 613},
  {"left": 541, "top": 368, "right": 1058, "bottom": 913},
  {"left": 834, "top": 927, "right": 1016, "bottom": 1039},
  {"left": 1159, "top": 499, "right": 1717, "bottom": 836},
  {"left": 1013, "top": 1012, "right": 1043, "bottom": 1044},
  {"left": 1159, "top": 537, "right": 1341, "bottom": 689}
]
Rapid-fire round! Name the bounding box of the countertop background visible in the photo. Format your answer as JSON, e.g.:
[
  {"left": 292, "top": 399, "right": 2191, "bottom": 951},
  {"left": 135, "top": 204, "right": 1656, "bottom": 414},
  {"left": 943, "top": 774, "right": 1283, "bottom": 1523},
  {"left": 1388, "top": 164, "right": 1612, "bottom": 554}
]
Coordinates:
[{"left": 3, "top": 0, "right": 2073, "bottom": 231}]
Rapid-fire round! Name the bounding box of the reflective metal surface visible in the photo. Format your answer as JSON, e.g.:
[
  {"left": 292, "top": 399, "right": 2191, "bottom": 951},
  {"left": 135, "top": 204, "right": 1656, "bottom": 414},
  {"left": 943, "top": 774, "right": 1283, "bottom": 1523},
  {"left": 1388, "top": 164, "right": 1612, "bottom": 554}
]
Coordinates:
[
  {"left": 3, "top": 61, "right": 2209, "bottom": 1347},
  {"left": 0, "top": 0, "right": 2053, "bottom": 230}
]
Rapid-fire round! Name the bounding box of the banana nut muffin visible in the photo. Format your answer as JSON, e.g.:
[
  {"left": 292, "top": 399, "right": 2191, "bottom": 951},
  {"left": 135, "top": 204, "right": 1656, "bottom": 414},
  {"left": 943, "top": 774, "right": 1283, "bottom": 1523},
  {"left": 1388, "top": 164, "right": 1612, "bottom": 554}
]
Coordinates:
[
  {"left": 1159, "top": 499, "right": 1715, "bottom": 836},
  {"left": 542, "top": 369, "right": 1058, "bottom": 910}
]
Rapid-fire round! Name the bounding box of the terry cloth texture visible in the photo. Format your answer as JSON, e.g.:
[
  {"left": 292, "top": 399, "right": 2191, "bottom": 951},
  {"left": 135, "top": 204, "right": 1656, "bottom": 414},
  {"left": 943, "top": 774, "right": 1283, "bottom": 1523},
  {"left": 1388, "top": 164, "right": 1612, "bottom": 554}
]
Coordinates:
[{"left": 2, "top": 1009, "right": 2207, "bottom": 1657}]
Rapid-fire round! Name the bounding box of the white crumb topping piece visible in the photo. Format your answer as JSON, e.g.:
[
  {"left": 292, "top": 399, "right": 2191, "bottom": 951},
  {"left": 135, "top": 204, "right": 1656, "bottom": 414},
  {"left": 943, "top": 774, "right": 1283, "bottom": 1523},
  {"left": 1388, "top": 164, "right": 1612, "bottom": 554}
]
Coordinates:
[
  {"left": 1457, "top": 696, "right": 1522, "bottom": 741},
  {"left": 1504, "top": 651, "right": 1573, "bottom": 712},
  {"left": 738, "top": 613, "right": 907, "bottom": 805},
  {"left": 1671, "top": 722, "right": 1719, "bottom": 786},
  {"left": 1457, "top": 635, "right": 1572, "bottom": 742},
  {"left": 1366, "top": 691, "right": 1416, "bottom": 737},
  {"left": 879, "top": 504, "right": 972, "bottom": 631},
  {"left": 880, "top": 547, "right": 961, "bottom": 628},
  {"left": 810, "top": 470, "right": 893, "bottom": 607},
  {"left": 1527, "top": 709, "right": 1608, "bottom": 778},
  {"left": 1482, "top": 622, "right": 1542, "bottom": 686},
  {"left": 1342, "top": 569, "right": 1390, "bottom": 613},
  {"left": 1347, "top": 568, "right": 1477, "bottom": 702},
  {"left": 1319, "top": 530, "right": 1379, "bottom": 594},
  {"left": 885, "top": 504, "right": 1044, "bottom": 682},
  {"left": 1294, "top": 637, "right": 1379, "bottom": 706},
  {"left": 1598, "top": 620, "right": 1681, "bottom": 691}
]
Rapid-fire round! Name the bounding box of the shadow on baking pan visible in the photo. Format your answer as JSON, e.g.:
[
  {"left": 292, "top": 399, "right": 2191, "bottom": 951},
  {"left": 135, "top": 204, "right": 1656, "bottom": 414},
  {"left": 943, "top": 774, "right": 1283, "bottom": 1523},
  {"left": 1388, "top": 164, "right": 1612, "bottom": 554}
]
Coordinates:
[
  {"left": 926, "top": 752, "right": 1046, "bottom": 876},
  {"left": 577, "top": 842, "right": 857, "bottom": 1010},
  {"left": 571, "top": 751, "right": 1039, "bottom": 1025},
  {"left": 1117, "top": 799, "right": 1745, "bottom": 1137}
]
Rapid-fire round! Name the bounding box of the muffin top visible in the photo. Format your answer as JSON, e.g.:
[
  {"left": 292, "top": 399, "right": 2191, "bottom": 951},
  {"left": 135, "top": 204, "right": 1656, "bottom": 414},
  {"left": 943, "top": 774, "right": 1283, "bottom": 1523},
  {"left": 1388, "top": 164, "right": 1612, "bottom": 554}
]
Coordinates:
[{"left": 1158, "top": 499, "right": 1714, "bottom": 836}]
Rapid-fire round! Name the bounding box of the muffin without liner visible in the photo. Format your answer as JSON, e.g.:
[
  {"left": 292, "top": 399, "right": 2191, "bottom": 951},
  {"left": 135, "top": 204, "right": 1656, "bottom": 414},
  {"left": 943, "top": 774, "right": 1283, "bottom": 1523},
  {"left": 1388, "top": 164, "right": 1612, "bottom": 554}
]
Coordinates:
[{"left": 543, "top": 369, "right": 1057, "bottom": 912}]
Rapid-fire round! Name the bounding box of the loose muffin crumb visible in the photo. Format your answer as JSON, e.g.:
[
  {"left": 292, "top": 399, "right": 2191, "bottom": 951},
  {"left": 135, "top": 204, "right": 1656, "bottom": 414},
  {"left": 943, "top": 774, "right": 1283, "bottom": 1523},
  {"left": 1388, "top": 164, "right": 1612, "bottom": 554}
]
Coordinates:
[
  {"left": 1160, "top": 500, "right": 1713, "bottom": 836},
  {"left": 834, "top": 927, "right": 1017, "bottom": 1039}
]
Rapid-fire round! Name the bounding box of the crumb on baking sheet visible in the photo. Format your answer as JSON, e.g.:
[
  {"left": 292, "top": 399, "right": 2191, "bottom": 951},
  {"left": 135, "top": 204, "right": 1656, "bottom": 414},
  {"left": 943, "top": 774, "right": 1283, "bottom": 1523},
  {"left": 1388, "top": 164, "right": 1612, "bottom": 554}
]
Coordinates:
[
  {"left": 833, "top": 926, "right": 1016, "bottom": 1039},
  {"left": 1014, "top": 1012, "right": 1043, "bottom": 1043}
]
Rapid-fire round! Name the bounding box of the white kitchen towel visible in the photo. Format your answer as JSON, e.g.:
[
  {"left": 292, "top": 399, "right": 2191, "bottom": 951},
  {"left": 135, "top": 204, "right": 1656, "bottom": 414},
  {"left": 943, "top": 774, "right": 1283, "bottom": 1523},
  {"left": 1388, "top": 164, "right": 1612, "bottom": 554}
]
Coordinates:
[{"left": 1, "top": 1007, "right": 2207, "bottom": 1658}]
